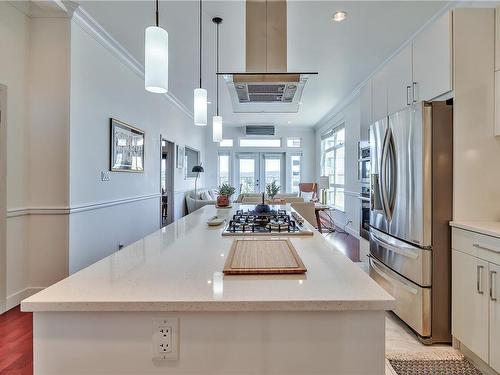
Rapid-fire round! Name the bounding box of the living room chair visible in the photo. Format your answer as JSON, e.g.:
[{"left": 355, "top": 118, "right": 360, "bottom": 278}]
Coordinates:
[{"left": 298, "top": 183, "right": 319, "bottom": 202}]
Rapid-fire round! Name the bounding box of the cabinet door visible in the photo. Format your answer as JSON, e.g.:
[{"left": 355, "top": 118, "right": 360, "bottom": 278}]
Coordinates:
[
  {"left": 372, "top": 65, "right": 388, "bottom": 122},
  {"left": 360, "top": 81, "right": 372, "bottom": 140},
  {"left": 452, "top": 250, "right": 489, "bottom": 362},
  {"left": 386, "top": 44, "right": 412, "bottom": 115},
  {"left": 490, "top": 262, "right": 500, "bottom": 372},
  {"left": 495, "top": 71, "right": 500, "bottom": 136},
  {"left": 413, "top": 12, "right": 452, "bottom": 101}
]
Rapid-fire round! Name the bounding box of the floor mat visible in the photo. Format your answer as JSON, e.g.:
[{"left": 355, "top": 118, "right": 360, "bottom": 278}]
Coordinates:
[{"left": 387, "top": 352, "right": 482, "bottom": 375}]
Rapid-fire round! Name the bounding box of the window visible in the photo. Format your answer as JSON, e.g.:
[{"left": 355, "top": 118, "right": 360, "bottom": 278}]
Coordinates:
[
  {"left": 264, "top": 156, "right": 281, "bottom": 186},
  {"left": 290, "top": 154, "right": 301, "bottom": 193},
  {"left": 239, "top": 138, "right": 281, "bottom": 148},
  {"left": 219, "top": 139, "right": 233, "bottom": 147},
  {"left": 217, "top": 152, "right": 231, "bottom": 186},
  {"left": 239, "top": 157, "right": 256, "bottom": 193},
  {"left": 321, "top": 125, "right": 345, "bottom": 210},
  {"left": 287, "top": 137, "right": 301, "bottom": 148}
]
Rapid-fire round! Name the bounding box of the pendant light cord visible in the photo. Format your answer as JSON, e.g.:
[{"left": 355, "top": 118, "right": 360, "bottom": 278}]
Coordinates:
[
  {"left": 155, "top": 0, "right": 159, "bottom": 27},
  {"left": 216, "top": 20, "right": 220, "bottom": 116},
  {"left": 199, "top": 0, "right": 202, "bottom": 89}
]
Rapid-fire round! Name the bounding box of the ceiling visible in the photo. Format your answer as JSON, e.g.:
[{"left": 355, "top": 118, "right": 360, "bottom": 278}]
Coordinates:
[{"left": 78, "top": 0, "right": 448, "bottom": 128}]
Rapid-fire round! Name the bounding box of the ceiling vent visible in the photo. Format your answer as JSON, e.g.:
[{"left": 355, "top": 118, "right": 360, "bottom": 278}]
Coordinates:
[{"left": 245, "top": 125, "right": 275, "bottom": 136}]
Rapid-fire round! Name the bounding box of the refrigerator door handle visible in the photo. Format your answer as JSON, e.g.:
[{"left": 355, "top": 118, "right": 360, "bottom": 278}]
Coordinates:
[
  {"left": 380, "top": 129, "right": 392, "bottom": 220},
  {"left": 370, "top": 231, "right": 420, "bottom": 260},
  {"left": 369, "top": 256, "right": 419, "bottom": 295},
  {"left": 387, "top": 132, "right": 397, "bottom": 218}
]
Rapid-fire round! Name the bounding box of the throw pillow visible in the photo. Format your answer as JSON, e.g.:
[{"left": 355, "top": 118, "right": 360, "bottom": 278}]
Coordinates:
[{"left": 200, "top": 191, "right": 212, "bottom": 201}]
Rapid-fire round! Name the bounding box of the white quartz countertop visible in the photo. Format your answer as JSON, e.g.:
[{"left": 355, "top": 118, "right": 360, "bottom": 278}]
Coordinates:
[
  {"left": 22, "top": 205, "right": 394, "bottom": 312},
  {"left": 450, "top": 221, "right": 500, "bottom": 239}
]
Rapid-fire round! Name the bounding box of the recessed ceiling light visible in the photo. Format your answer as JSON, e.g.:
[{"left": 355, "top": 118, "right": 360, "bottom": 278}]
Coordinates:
[{"left": 332, "top": 11, "right": 347, "bottom": 22}]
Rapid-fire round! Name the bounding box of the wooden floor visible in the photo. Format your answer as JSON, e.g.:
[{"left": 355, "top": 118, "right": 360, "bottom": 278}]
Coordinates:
[
  {"left": 0, "top": 306, "right": 33, "bottom": 375},
  {"left": 322, "top": 230, "right": 361, "bottom": 262}
]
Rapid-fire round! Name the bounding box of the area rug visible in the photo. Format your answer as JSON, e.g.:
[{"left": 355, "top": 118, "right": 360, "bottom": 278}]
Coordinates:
[{"left": 386, "top": 352, "right": 482, "bottom": 375}]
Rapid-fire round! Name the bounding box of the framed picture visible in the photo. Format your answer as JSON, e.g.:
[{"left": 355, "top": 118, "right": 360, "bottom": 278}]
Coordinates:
[
  {"left": 185, "top": 146, "right": 200, "bottom": 178},
  {"left": 110, "top": 118, "right": 145, "bottom": 172},
  {"left": 176, "top": 145, "right": 185, "bottom": 169}
]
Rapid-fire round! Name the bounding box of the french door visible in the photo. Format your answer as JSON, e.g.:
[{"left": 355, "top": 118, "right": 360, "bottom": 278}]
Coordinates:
[{"left": 236, "top": 153, "right": 285, "bottom": 194}]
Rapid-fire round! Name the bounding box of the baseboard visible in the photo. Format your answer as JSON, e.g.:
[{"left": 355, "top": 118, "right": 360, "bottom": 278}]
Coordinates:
[
  {"left": 453, "top": 337, "right": 499, "bottom": 375},
  {"left": 5, "top": 287, "right": 44, "bottom": 312}
]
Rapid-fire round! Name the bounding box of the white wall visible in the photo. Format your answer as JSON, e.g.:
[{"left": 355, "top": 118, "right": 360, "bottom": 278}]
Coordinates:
[
  {"left": 0, "top": 3, "right": 71, "bottom": 311},
  {"left": 68, "top": 17, "right": 208, "bottom": 273},
  {"left": 315, "top": 97, "right": 361, "bottom": 237},
  {"left": 204, "top": 126, "right": 315, "bottom": 193}
]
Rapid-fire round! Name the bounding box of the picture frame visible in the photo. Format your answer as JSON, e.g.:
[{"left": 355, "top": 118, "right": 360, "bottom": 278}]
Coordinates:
[
  {"left": 110, "top": 118, "right": 145, "bottom": 173},
  {"left": 185, "top": 146, "right": 201, "bottom": 178},
  {"left": 176, "top": 145, "right": 185, "bottom": 169}
]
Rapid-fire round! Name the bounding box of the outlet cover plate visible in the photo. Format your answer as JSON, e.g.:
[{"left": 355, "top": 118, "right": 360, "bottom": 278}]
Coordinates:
[{"left": 152, "top": 318, "right": 179, "bottom": 361}]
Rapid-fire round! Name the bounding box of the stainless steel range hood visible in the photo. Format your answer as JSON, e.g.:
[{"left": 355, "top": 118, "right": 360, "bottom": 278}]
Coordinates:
[{"left": 219, "top": 0, "right": 317, "bottom": 113}]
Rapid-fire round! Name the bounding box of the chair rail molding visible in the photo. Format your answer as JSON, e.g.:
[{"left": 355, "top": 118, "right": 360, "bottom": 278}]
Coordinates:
[
  {"left": 7, "top": 193, "right": 162, "bottom": 217},
  {"left": 71, "top": 5, "right": 193, "bottom": 120}
]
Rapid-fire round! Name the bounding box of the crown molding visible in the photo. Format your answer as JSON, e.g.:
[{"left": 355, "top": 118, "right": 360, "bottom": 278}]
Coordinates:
[
  {"left": 71, "top": 5, "right": 193, "bottom": 120},
  {"left": 314, "top": 1, "right": 457, "bottom": 131}
]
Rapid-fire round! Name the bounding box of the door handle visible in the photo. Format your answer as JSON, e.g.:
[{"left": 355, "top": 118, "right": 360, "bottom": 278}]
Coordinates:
[
  {"left": 406, "top": 86, "right": 411, "bottom": 106},
  {"left": 491, "top": 270, "right": 497, "bottom": 301},
  {"left": 379, "top": 130, "right": 392, "bottom": 220},
  {"left": 477, "top": 265, "right": 484, "bottom": 294},
  {"left": 412, "top": 82, "right": 418, "bottom": 103}
]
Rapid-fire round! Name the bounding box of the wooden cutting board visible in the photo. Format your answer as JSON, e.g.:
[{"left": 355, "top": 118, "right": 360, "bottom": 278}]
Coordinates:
[{"left": 223, "top": 239, "right": 307, "bottom": 275}]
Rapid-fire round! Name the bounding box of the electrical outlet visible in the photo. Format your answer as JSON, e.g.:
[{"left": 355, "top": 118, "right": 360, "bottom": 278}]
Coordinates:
[
  {"left": 152, "top": 318, "right": 179, "bottom": 361},
  {"left": 101, "top": 171, "right": 110, "bottom": 181}
]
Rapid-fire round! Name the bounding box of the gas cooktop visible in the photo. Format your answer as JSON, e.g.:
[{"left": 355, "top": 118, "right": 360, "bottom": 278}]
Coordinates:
[{"left": 222, "top": 209, "right": 314, "bottom": 237}]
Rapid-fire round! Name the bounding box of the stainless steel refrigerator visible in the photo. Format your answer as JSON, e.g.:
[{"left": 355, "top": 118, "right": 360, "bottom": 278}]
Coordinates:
[{"left": 368, "top": 101, "right": 453, "bottom": 344}]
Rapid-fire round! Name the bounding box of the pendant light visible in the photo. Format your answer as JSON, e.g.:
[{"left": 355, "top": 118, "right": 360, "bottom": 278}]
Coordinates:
[
  {"left": 212, "top": 17, "right": 223, "bottom": 143},
  {"left": 194, "top": 0, "right": 208, "bottom": 126},
  {"left": 145, "top": 0, "right": 168, "bottom": 94}
]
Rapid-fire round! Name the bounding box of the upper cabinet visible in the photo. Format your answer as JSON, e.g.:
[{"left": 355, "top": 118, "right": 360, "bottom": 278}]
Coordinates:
[
  {"left": 364, "top": 11, "right": 453, "bottom": 122},
  {"left": 372, "top": 64, "right": 389, "bottom": 122},
  {"left": 413, "top": 12, "right": 453, "bottom": 102},
  {"left": 360, "top": 81, "right": 372, "bottom": 141},
  {"left": 386, "top": 44, "right": 413, "bottom": 115}
]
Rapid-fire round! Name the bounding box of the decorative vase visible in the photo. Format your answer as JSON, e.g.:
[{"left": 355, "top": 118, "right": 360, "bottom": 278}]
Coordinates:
[{"left": 217, "top": 195, "right": 229, "bottom": 207}]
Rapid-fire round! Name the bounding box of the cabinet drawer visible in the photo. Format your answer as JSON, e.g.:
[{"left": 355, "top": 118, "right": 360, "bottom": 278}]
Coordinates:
[{"left": 452, "top": 228, "right": 500, "bottom": 265}]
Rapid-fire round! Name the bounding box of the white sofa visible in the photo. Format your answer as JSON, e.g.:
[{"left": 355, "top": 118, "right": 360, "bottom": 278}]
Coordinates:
[{"left": 185, "top": 188, "right": 218, "bottom": 214}]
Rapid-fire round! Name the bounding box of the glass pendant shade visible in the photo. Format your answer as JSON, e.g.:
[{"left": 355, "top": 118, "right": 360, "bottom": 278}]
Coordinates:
[
  {"left": 193, "top": 88, "right": 208, "bottom": 126},
  {"left": 145, "top": 26, "right": 169, "bottom": 94},
  {"left": 212, "top": 116, "right": 223, "bottom": 142}
]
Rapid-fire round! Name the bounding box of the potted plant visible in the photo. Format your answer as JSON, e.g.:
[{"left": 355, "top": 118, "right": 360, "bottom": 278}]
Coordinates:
[
  {"left": 266, "top": 180, "right": 281, "bottom": 202},
  {"left": 216, "top": 183, "right": 236, "bottom": 207}
]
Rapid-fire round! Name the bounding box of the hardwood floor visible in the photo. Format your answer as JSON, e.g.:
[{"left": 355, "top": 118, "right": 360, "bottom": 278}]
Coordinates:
[
  {"left": 322, "top": 230, "right": 361, "bottom": 262},
  {"left": 0, "top": 306, "right": 33, "bottom": 375}
]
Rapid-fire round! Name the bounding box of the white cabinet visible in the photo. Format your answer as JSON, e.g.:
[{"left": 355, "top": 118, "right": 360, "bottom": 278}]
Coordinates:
[
  {"left": 452, "top": 250, "right": 489, "bottom": 362},
  {"left": 360, "top": 81, "right": 372, "bottom": 140},
  {"left": 490, "top": 262, "right": 500, "bottom": 372},
  {"left": 413, "top": 12, "right": 453, "bottom": 101},
  {"left": 372, "top": 65, "right": 388, "bottom": 122},
  {"left": 386, "top": 44, "right": 413, "bottom": 115},
  {"left": 452, "top": 227, "right": 500, "bottom": 371}
]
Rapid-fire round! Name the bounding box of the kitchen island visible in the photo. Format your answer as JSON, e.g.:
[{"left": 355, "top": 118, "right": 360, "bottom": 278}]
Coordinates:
[{"left": 22, "top": 204, "right": 393, "bottom": 374}]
